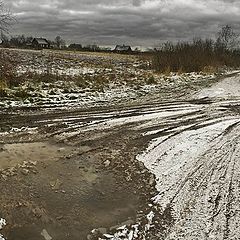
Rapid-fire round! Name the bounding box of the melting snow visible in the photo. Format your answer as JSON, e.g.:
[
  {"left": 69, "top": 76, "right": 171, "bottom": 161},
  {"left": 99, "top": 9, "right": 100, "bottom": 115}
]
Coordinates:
[
  {"left": 0, "top": 218, "right": 6, "bottom": 240},
  {"left": 195, "top": 75, "right": 240, "bottom": 99}
]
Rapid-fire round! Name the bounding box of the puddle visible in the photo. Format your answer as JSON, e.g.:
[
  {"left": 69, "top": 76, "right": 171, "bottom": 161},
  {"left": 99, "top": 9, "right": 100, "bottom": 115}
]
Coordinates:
[
  {"left": 0, "top": 143, "right": 141, "bottom": 240},
  {"left": 0, "top": 142, "right": 72, "bottom": 169}
]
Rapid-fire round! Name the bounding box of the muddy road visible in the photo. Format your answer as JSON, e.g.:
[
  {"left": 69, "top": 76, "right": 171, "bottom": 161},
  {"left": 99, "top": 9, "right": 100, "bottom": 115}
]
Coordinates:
[{"left": 0, "top": 73, "right": 240, "bottom": 239}]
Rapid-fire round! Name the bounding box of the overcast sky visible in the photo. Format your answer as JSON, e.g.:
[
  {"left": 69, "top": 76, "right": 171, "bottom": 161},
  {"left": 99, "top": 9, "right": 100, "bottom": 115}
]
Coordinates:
[{"left": 4, "top": 0, "right": 240, "bottom": 47}]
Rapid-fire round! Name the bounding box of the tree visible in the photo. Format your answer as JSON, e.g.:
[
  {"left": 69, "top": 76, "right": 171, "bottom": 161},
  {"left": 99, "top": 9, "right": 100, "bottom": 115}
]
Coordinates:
[
  {"left": 9, "top": 35, "right": 27, "bottom": 47},
  {"left": 1, "top": 30, "right": 8, "bottom": 45},
  {"left": 55, "top": 36, "right": 65, "bottom": 49},
  {"left": 68, "top": 43, "right": 82, "bottom": 50},
  {"left": 216, "top": 25, "right": 239, "bottom": 50},
  {"left": 0, "top": 1, "right": 13, "bottom": 33}
]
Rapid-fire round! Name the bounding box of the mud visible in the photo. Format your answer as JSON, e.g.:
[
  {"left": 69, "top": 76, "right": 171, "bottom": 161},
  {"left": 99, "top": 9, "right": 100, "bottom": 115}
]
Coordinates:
[
  {"left": 0, "top": 142, "right": 72, "bottom": 169},
  {"left": 0, "top": 140, "right": 143, "bottom": 239},
  {"left": 0, "top": 72, "right": 240, "bottom": 240},
  {"left": 0, "top": 106, "right": 156, "bottom": 240}
]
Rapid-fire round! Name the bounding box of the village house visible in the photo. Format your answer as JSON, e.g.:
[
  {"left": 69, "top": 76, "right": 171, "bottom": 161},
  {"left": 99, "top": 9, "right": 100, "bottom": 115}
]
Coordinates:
[
  {"left": 32, "top": 38, "right": 50, "bottom": 49},
  {"left": 113, "top": 45, "right": 132, "bottom": 53}
]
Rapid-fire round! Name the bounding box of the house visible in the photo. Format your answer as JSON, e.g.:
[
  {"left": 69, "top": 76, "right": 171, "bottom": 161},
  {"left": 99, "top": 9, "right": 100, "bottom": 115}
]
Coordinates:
[
  {"left": 32, "top": 38, "right": 50, "bottom": 49},
  {"left": 113, "top": 45, "right": 132, "bottom": 53}
]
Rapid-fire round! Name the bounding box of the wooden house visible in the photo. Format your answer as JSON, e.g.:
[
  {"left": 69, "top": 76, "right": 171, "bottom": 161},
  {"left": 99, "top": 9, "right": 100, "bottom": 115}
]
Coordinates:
[
  {"left": 32, "top": 38, "right": 50, "bottom": 49},
  {"left": 113, "top": 45, "right": 132, "bottom": 53}
]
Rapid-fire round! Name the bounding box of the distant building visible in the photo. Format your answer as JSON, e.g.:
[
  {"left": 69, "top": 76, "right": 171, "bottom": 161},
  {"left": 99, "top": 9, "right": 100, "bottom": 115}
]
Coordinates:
[
  {"left": 32, "top": 38, "right": 50, "bottom": 49},
  {"left": 113, "top": 45, "right": 132, "bottom": 53}
]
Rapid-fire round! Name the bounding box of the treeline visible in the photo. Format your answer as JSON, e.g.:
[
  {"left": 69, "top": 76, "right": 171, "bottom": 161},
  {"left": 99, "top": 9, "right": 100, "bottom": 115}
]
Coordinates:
[
  {"left": 0, "top": 33, "right": 66, "bottom": 49},
  {"left": 68, "top": 44, "right": 111, "bottom": 52},
  {"left": 1, "top": 34, "right": 34, "bottom": 48},
  {"left": 0, "top": 33, "right": 112, "bottom": 52},
  {"left": 152, "top": 25, "right": 240, "bottom": 73}
]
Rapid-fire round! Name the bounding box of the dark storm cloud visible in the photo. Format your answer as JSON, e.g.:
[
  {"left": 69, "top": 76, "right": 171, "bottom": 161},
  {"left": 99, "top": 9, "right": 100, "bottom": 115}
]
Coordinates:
[{"left": 4, "top": 0, "right": 240, "bottom": 46}]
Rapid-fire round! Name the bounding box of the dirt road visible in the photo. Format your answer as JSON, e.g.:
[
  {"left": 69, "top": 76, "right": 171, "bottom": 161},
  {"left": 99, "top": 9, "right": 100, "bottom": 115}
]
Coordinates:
[{"left": 0, "top": 73, "right": 240, "bottom": 239}]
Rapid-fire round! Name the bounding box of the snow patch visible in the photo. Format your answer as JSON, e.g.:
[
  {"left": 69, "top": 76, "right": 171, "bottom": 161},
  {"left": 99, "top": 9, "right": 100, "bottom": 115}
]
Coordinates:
[
  {"left": 0, "top": 218, "right": 6, "bottom": 240},
  {"left": 137, "top": 119, "right": 238, "bottom": 208},
  {"left": 195, "top": 75, "right": 240, "bottom": 99}
]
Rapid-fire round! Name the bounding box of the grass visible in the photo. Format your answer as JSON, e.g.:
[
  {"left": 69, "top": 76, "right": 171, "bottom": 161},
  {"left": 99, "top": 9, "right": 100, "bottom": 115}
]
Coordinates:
[
  {"left": 0, "top": 46, "right": 231, "bottom": 106},
  {"left": 0, "top": 80, "right": 8, "bottom": 97}
]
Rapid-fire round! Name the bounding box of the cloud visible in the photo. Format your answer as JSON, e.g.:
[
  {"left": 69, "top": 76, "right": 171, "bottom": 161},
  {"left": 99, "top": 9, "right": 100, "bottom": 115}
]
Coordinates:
[
  {"left": 132, "top": 0, "right": 145, "bottom": 7},
  {"left": 4, "top": 0, "right": 240, "bottom": 46}
]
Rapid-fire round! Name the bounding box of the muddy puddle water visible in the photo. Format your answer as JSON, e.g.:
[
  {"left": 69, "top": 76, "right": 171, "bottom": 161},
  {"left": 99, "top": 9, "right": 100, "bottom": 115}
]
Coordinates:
[
  {"left": 0, "top": 142, "right": 72, "bottom": 169},
  {"left": 0, "top": 142, "right": 141, "bottom": 240}
]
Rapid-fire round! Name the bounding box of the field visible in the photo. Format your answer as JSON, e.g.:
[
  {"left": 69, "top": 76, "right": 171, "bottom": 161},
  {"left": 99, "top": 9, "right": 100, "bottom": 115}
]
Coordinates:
[
  {"left": 0, "top": 48, "right": 219, "bottom": 110},
  {"left": 0, "top": 48, "right": 240, "bottom": 240}
]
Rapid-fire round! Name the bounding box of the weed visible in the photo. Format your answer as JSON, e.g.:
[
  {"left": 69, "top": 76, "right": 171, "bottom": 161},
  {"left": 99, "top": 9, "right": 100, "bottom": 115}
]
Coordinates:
[{"left": 0, "top": 79, "right": 8, "bottom": 97}]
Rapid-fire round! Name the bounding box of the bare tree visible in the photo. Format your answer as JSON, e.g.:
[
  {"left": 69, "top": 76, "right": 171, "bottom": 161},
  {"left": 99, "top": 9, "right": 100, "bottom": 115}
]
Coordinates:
[
  {"left": 217, "top": 25, "right": 239, "bottom": 50},
  {"left": 0, "top": 1, "right": 13, "bottom": 33},
  {"left": 55, "top": 36, "right": 65, "bottom": 49}
]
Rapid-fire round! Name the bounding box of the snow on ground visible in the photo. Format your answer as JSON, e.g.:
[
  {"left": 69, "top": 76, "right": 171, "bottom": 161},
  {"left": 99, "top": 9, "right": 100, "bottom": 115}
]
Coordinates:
[
  {"left": 0, "top": 48, "right": 221, "bottom": 110},
  {"left": 138, "top": 119, "right": 239, "bottom": 202},
  {"left": 82, "top": 106, "right": 201, "bottom": 132},
  {"left": 135, "top": 74, "right": 240, "bottom": 239},
  {"left": 0, "top": 84, "right": 161, "bottom": 110},
  {"left": 0, "top": 218, "right": 6, "bottom": 240},
  {"left": 17, "top": 66, "right": 96, "bottom": 76},
  {"left": 0, "top": 72, "right": 213, "bottom": 110},
  {"left": 91, "top": 98, "right": 239, "bottom": 239},
  {"left": 51, "top": 103, "right": 202, "bottom": 143},
  {"left": 1, "top": 49, "right": 240, "bottom": 239},
  {"left": 195, "top": 74, "right": 240, "bottom": 99}
]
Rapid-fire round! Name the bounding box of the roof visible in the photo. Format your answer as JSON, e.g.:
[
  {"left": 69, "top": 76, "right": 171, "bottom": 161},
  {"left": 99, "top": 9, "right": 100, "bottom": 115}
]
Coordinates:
[
  {"left": 33, "top": 38, "right": 49, "bottom": 45},
  {"left": 115, "top": 45, "right": 132, "bottom": 51}
]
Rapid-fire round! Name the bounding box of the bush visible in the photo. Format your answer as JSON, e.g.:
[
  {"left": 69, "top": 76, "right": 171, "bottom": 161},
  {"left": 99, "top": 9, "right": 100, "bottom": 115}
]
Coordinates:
[{"left": 152, "top": 38, "right": 240, "bottom": 73}]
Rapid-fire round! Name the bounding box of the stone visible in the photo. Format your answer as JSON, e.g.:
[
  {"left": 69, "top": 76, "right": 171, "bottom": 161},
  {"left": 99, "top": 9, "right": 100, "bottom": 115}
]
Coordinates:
[
  {"left": 49, "top": 179, "right": 62, "bottom": 190},
  {"left": 104, "top": 160, "right": 111, "bottom": 167},
  {"left": 41, "top": 229, "right": 52, "bottom": 240},
  {"left": 21, "top": 169, "right": 30, "bottom": 175}
]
